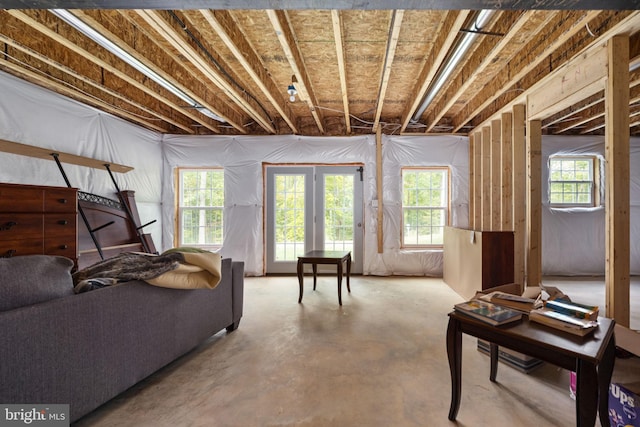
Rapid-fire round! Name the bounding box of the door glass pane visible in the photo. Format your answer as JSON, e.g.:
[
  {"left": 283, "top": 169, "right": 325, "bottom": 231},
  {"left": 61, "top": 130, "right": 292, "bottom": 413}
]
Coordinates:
[
  {"left": 274, "top": 174, "right": 306, "bottom": 261},
  {"left": 324, "top": 174, "right": 354, "bottom": 253}
]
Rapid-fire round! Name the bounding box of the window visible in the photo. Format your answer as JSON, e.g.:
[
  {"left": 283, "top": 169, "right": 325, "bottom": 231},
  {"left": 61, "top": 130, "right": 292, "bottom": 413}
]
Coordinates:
[
  {"left": 178, "top": 168, "right": 224, "bottom": 248},
  {"left": 401, "top": 167, "right": 450, "bottom": 247},
  {"left": 549, "top": 156, "right": 598, "bottom": 207}
]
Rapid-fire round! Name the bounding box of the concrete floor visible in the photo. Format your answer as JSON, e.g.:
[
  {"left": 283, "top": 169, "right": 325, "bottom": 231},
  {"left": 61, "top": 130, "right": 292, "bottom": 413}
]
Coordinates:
[{"left": 74, "top": 276, "right": 640, "bottom": 427}]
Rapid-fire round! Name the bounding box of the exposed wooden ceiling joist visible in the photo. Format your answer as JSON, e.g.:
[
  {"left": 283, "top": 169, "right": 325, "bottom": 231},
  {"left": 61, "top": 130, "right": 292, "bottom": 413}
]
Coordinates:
[
  {"left": 1, "top": 7, "right": 640, "bottom": 137},
  {"left": 267, "top": 9, "right": 324, "bottom": 134},
  {"left": 331, "top": 9, "right": 350, "bottom": 134},
  {"left": 372, "top": 10, "right": 404, "bottom": 133}
]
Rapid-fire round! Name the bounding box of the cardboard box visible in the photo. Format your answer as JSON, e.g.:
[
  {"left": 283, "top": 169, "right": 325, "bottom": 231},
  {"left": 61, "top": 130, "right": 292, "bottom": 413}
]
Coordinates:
[{"left": 609, "top": 382, "right": 640, "bottom": 427}]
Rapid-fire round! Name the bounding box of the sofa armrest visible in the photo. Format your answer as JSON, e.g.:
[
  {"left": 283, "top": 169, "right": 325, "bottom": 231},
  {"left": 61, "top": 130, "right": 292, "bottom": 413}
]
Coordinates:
[{"left": 227, "top": 261, "right": 244, "bottom": 331}]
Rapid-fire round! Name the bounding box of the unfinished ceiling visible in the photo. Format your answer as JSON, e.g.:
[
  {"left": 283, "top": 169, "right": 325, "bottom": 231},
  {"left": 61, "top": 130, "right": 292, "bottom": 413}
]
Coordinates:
[{"left": 1, "top": 6, "right": 640, "bottom": 136}]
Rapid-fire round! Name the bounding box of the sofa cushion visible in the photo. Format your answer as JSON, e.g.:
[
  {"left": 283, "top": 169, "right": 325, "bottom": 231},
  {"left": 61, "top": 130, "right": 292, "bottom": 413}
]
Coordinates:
[{"left": 0, "top": 255, "right": 74, "bottom": 311}]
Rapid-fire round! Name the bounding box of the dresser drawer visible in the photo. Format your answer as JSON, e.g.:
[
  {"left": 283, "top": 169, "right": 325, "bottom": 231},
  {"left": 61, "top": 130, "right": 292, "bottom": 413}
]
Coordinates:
[
  {"left": 0, "top": 214, "right": 43, "bottom": 239},
  {"left": 44, "top": 188, "right": 77, "bottom": 213},
  {"left": 0, "top": 186, "right": 44, "bottom": 212},
  {"left": 44, "top": 214, "right": 77, "bottom": 237},
  {"left": 43, "top": 239, "right": 76, "bottom": 259},
  {"left": 0, "top": 237, "right": 44, "bottom": 258}
]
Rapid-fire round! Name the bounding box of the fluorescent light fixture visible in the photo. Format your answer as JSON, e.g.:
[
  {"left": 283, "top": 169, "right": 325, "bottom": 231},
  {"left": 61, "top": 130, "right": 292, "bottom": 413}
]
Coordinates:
[
  {"left": 411, "top": 9, "right": 495, "bottom": 123},
  {"left": 50, "top": 9, "right": 225, "bottom": 123}
]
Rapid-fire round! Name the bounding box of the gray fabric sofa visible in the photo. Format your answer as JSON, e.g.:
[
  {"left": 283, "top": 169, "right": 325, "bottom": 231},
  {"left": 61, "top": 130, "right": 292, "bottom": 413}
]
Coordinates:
[{"left": 0, "top": 256, "right": 244, "bottom": 423}]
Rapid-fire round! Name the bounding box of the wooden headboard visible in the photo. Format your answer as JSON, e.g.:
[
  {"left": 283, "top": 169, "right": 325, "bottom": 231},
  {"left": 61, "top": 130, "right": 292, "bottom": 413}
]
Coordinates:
[{"left": 77, "top": 190, "right": 156, "bottom": 269}]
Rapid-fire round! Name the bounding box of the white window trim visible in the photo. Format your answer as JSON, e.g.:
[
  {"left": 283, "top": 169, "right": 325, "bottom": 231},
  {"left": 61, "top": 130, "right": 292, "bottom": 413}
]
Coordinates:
[
  {"left": 177, "top": 168, "right": 224, "bottom": 249},
  {"left": 548, "top": 155, "right": 599, "bottom": 208},
  {"left": 400, "top": 167, "right": 451, "bottom": 249}
]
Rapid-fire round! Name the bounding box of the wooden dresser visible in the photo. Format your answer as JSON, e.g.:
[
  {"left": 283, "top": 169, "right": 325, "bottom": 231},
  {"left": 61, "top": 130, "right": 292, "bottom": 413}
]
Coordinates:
[
  {"left": 443, "top": 226, "right": 514, "bottom": 300},
  {"left": 0, "top": 183, "right": 78, "bottom": 265}
]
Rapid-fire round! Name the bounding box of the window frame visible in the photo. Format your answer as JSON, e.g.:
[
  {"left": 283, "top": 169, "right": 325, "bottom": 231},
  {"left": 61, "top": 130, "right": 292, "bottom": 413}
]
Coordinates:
[
  {"left": 400, "top": 166, "right": 451, "bottom": 249},
  {"left": 548, "top": 155, "right": 600, "bottom": 208},
  {"left": 176, "top": 167, "right": 225, "bottom": 249}
]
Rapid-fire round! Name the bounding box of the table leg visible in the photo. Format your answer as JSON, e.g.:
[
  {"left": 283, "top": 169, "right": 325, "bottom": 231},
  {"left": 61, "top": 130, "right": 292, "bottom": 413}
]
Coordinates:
[
  {"left": 312, "top": 263, "right": 317, "bottom": 290},
  {"left": 447, "top": 317, "right": 462, "bottom": 420},
  {"left": 297, "top": 260, "right": 304, "bottom": 303},
  {"left": 346, "top": 253, "right": 351, "bottom": 293},
  {"left": 597, "top": 335, "right": 616, "bottom": 427},
  {"left": 337, "top": 260, "right": 343, "bottom": 305},
  {"left": 489, "top": 343, "right": 499, "bottom": 382},
  {"left": 576, "top": 359, "right": 598, "bottom": 427}
]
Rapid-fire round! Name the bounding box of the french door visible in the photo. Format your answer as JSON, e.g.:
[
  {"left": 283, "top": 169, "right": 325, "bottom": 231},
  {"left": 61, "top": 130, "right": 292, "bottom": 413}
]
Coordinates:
[{"left": 265, "top": 165, "right": 363, "bottom": 274}]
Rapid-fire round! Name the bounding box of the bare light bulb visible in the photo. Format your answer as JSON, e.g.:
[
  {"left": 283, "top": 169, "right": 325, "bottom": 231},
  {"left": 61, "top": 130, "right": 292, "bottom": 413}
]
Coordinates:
[{"left": 287, "top": 84, "right": 297, "bottom": 102}]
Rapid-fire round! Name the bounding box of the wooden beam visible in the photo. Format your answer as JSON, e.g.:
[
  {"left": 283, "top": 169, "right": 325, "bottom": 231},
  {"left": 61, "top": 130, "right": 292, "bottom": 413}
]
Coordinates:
[
  {"left": 373, "top": 10, "right": 404, "bottom": 133},
  {"left": 527, "top": 41, "right": 608, "bottom": 120},
  {"left": 577, "top": 91, "right": 640, "bottom": 134},
  {"left": 425, "top": 10, "right": 549, "bottom": 132},
  {"left": 468, "top": 132, "right": 475, "bottom": 230},
  {"left": 0, "top": 138, "right": 133, "bottom": 173},
  {"left": 481, "top": 126, "right": 491, "bottom": 231},
  {"left": 267, "top": 9, "right": 325, "bottom": 134},
  {"left": 526, "top": 118, "right": 542, "bottom": 287},
  {"left": 376, "top": 127, "right": 383, "bottom": 253},
  {"left": 72, "top": 10, "right": 225, "bottom": 134},
  {"left": 331, "top": 10, "right": 351, "bottom": 134},
  {"left": 605, "top": 35, "right": 630, "bottom": 326},
  {"left": 6, "top": 10, "right": 219, "bottom": 134},
  {"left": 491, "top": 119, "right": 502, "bottom": 231},
  {"left": 501, "top": 112, "right": 513, "bottom": 231},
  {"left": 201, "top": 9, "right": 299, "bottom": 134},
  {"left": 473, "top": 131, "right": 482, "bottom": 230},
  {"left": 453, "top": 10, "right": 601, "bottom": 133},
  {"left": 512, "top": 104, "right": 526, "bottom": 288},
  {"left": 399, "top": 10, "right": 471, "bottom": 132},
  {"left": 467, "top": 11, "right": 640, "bottom": 133},
  {"left": 0, "top": 34, "right": 188, "bottom": 133},
  {"left": 543, "top": 91, "right": 603, "bottom": 131},
  {"left": 136, "top": 10, "right": 275, "bottom": 133},
  {"left": 0, "top": 57, "right": 171, "bottom": 134}
]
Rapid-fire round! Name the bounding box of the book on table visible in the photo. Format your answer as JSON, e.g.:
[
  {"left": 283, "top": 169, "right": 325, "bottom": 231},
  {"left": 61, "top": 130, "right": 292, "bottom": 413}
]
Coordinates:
[
  {"left": 454, "top": 299, "right": 523, "bottom": 326},
  {"left": 543, "top": 299, "right": 599, "bottom": 321},
  {"left": 477, "top": 291, "right": 543, "bottom": 313},
  {"left": 528, "top": 308, "right": 599, "bottom": 336}
]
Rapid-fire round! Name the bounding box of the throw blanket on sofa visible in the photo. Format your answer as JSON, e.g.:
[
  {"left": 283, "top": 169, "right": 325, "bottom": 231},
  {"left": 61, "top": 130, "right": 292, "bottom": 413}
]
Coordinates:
[{"left": 72, "top": 251, "right": 222, "bottom": 293}]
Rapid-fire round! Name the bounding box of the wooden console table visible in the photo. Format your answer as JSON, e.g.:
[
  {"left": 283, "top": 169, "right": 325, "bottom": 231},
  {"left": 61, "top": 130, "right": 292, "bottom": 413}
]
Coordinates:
[
  {"left": 297, "top": 250, "right": 351, "bottom": 305},
  {"left": 446, "top": 312, "right": 616, "bottom": 427}
]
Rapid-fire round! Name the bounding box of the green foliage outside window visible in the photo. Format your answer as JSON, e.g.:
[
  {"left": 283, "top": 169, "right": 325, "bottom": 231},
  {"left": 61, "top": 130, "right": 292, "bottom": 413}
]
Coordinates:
[
  {"left": 549, "top": 157, "right": 594, "bottom": 206},
  {"left": 324, "top": 175, "right": 354, "bottom": 251},
  {"left": 401, "top": 168, "right": 448, "bottom": 247},
  {"left": 274, "top": 174, "right": 306, "bottom": 260},
  {"left": 179, "top": 169, "right": 224, "bottom": 246}
]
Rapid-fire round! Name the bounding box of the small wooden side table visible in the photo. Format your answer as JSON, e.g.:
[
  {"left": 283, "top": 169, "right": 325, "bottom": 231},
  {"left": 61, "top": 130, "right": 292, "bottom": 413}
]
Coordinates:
[
  {"left": 297, "top": 250, "right": 351, "bottom": 305},
  {"left": 446, "top": 311, "right": 616, "bottom": 427}
]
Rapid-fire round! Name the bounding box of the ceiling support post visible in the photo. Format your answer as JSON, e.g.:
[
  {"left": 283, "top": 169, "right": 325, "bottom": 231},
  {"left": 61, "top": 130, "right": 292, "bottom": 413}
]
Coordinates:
[{"left": 605, "top": 35, "right": 630, "bottom": 326}]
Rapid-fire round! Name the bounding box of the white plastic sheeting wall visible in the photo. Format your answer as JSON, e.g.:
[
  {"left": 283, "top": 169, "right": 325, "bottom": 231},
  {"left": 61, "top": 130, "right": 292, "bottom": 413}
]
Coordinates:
[
  {"left": 0, "top": 71, "right": 163, "bottom": 248},
  {"left": 2, "top": 69, "right": 639, "bottom": 277},
  {"left": 541, "top": 135, "right": 640, "bottom": 275},
  {"left": 162, "top": 133, "right": 469, "bottom": 276}
]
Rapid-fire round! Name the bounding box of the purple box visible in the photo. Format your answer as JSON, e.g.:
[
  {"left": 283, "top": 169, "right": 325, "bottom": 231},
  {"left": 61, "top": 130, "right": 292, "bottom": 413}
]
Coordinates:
[{"left": 609, "top": 383, "right": 640, "bottom": 427}]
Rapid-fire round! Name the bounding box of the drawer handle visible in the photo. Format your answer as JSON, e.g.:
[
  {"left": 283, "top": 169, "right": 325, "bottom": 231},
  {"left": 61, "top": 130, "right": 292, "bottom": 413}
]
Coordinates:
[
  {"left": 58, "top": 220, "right": 69, "bottom": 225},
  {"left": 59, "top": 244, "right": 68, "bottom": 250},
  {"left": 0, "top": 221, "right": 17, "bottom": 231},
  {"left": 1, "top": 249, "right": 16, "bottom": 258},
  {"left": 58, "top": 198, "right": 68, "bottom": 204}
]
